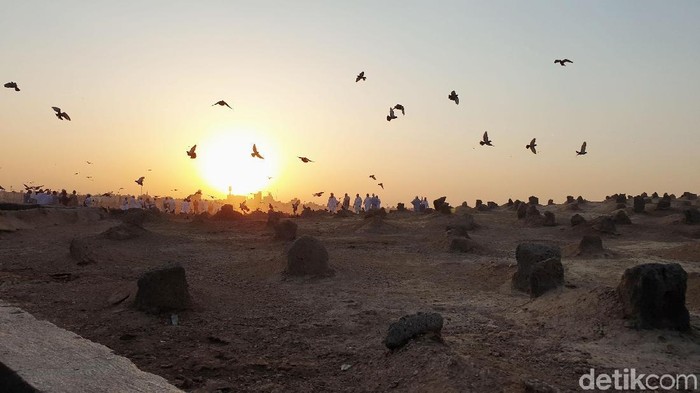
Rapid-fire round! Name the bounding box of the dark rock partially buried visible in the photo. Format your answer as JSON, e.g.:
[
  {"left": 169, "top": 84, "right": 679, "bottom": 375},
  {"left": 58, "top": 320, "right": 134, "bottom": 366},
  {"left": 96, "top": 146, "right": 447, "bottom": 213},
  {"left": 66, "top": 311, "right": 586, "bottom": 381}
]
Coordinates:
[
  {"left": 543, "top": 211, "right": 556, "bottom": 226},
  {"left": 449, "top": 237, "right": 479, "bottom": 253},
  {"left": 512, "top": 243, "right": 563, "bottom": 297},
  {"left": 273, "top": 219, "right": 298, "bottom": 241},
  {"left": 617, "top": 263, "right": 690, "bottom": 331},
  {"left": 579, "top": 235, "right": 604, "bottom": 254},
  {"left": 69, "top": 237, "right": 97, "bottom": 265},
  {"left": 612, "top": 210, "right": 632, "bottom": 225},
  {"left": 134, "top": 263, "right": 190, "bottom": 313},
  {"left": 384, "top": 312, "right": 444, "bottom": 349},
  {"left": 684, "top": 208, "right": 700, "bottom": 224},
  {"left": 633, "top": 196, "right": 646, "bottom": 213},
  {"left": 594, "top": 217, "right": 617, "bottom": 234},
  {"left": 570, "top": 214, "right": 586, "bottom": 227},
  {"left": 214, "top": 204, "right": 243, "bottom": 220},
  {"left": 102, "top": 223, "right": 149, "bottom": 240},
  {"left": 285, "top": 236, "right": 333, "bottom": 276}
]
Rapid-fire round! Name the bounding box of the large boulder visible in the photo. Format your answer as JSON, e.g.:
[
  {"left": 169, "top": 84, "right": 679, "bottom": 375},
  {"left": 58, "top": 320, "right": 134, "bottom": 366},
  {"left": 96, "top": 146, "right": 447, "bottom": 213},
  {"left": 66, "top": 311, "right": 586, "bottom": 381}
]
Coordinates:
[
  {"left": 617, "top": 263, "right": 690, "bottom": 331},
  {"left": 285, "top": 236, "right": 332, "bottom": 276},
  {"left": 274, "top": 219, "right": 297, "bottom": 241},
  {"left": 512, "top": 243, "right": 563, "bottom": 297},
  {"left": 384, "top": 312, "right": 443, "bottom": 349},
  {"left": 684, "top": 208, "right": 700, "bottom": 224},
  {"left": 134, "top": 263, "right": 190, "bottom": 313}
]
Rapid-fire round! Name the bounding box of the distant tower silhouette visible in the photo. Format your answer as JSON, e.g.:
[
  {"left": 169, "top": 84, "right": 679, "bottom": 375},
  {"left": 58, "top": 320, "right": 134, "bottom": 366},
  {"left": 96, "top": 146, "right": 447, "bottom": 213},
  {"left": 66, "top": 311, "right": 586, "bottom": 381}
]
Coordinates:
[{"left": 228, "top": 185, "right": 232, "bottom": 196}]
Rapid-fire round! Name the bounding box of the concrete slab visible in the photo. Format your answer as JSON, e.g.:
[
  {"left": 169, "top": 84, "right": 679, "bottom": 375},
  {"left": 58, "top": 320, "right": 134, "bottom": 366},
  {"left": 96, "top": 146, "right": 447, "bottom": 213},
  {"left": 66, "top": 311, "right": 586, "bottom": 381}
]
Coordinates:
[{"left": 0, "top": 301, "right": 182, "bottom": 393}]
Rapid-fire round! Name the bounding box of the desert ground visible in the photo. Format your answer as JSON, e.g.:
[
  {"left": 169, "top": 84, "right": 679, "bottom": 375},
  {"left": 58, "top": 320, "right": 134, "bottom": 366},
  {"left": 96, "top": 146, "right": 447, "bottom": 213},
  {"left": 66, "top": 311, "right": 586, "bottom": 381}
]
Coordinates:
[{"left": 1, "top": 197, "right": 699, "bottom": 392}]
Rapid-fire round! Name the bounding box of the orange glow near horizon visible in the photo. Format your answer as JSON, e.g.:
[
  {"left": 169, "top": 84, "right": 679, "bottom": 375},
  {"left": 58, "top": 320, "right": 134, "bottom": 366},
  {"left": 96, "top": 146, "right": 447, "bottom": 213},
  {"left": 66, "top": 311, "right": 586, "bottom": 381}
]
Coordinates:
[{"left": 196, "top": 128, "right": 280, "bottom": 196}]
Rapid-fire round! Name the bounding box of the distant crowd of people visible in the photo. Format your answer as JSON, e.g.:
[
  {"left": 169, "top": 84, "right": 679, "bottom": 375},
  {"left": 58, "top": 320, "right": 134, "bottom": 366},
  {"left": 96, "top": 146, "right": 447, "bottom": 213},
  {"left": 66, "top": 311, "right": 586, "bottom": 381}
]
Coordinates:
[{"left": 323, "top": 193, "right": 430, "bottom": 214}]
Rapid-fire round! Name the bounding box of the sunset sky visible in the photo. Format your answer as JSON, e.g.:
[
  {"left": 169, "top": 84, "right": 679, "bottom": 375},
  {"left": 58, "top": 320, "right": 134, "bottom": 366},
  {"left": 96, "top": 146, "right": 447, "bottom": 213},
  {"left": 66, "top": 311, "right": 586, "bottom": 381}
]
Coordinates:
[{"left": 2, "top": 1, "right": 699, "bottom": 206}]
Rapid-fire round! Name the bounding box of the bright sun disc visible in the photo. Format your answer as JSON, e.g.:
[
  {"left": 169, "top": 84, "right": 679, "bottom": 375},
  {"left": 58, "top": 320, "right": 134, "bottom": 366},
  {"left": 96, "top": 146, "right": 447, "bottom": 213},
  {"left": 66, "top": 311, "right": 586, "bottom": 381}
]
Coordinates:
[{"left": 197, "top": 130, "right": 279, "bottom": 196}]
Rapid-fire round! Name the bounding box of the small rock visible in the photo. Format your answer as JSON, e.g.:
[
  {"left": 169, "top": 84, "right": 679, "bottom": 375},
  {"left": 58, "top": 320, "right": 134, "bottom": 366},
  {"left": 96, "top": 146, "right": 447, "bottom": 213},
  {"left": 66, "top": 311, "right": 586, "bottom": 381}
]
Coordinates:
[
  {"left": 449, "top": 237, "right": 479, "bottom": 253},
  {"left": 684, "top": 208, "right": 700, "bottom": 224},
  {"left": 340, "top": 364, "right": 352, "bottom": 371},
  {"left": 579, "top": 235, "right": 603, "bottom": 253},
  {"left": 285, "top": 236, "right": 333, "bottom": 276},
  {"left": 543, "top": 211, "right": 556, "bottom": 226},
  {"left": 384, "top": 312, "right": 443, "bottom": 349},
  {"left": 134, "top": 263, "right": 191, "bottom": 313},
  {"left": 612, "top": 210, "right": 631, "bottom": 225},
  {"left": 570, "top": 214, "right": 586, "bottom": 227},
  {"left": 528, "top": 196, "right": 539, "bottom": 205},
  {"left": 594, "top": 217, "right": 617, "bottom": 234},
  {"left": 273, "top": 219, "right": 297, "bottom": 241}
]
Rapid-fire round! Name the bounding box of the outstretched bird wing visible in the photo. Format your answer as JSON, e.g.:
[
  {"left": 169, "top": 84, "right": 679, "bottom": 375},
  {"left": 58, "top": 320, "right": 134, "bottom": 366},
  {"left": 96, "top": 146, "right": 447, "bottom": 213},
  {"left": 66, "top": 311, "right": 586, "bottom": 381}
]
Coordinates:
[
  {"left": 62, "top": 113, "right": 71, "bottom": 121},
  {"left": 483, "top": 131, "right": 489, "bottom": 142},
  {"left": 189, "top": 145, "right": 197, "bottom": 154},
  {"left": 52, "top": 107, "right": 61, "bottom": 114},
  {"left": 581, "top": 141, "right": 587, "bottom": 152},
  {"left": 562, "top": 59, "right": 573, "bottom": 64}
]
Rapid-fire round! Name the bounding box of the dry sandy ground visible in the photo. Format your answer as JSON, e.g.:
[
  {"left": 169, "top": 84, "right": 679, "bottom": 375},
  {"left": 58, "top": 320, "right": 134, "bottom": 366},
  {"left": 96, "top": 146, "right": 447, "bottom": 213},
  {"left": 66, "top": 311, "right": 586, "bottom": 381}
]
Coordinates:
[{"left": 1, "top": 200, "right": 699, "bottom": 392}]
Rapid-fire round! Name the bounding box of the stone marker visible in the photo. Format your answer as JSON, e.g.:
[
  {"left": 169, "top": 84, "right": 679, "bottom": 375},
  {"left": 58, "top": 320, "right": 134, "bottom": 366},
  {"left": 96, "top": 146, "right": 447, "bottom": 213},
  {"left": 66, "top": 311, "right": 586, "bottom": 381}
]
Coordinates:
[
  {"left": 286, "top": 236, "right": 332, "bottom": 276},
  {"left": 570, "top": 214, "right": 586, "bottom": 227},
  {"left": 579, "top": 235, "right": 603, "bottom": 253},
  {"left": 69, "top": 237, "right": 97, "bottom": 265},
  {"left": 612, "top": 210, "right": 632, "bottom": 225},
  {"left": 594, "top": 217, "right": 617, "bottom": 234},
  {"left": 512, "top": 243, "right": 563, "bottom": 297},
  {"left": 633, "top": 196, "right": 646, "bottom": 213},
  {"left": 273, "top": 219, "right": 298, "bottom": 240},
  {"left": 449, "top": 237, "right": 479, "bottom": 253},
  {"left": 617, "top": 263, "right": 690, "bottom": 331},
  {"left": 543, "top": 211, "right": 556, "bottom": 226},
  {"left": 683, "top": 208, "right": 700, "bottom": 225},
  {"left": 134, "top": 263, "right": 190, "bottom": 313}
]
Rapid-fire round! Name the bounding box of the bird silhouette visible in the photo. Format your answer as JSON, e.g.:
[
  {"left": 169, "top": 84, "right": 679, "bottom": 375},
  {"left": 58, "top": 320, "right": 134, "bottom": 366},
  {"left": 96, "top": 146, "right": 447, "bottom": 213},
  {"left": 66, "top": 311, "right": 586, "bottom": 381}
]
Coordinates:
[
  {"left": 74, "top": 172, "right": 79, "bottom": 175},
  {"left": 378, "top": 183, "right": 384, "bottom": 189},
  {"left": 394, "top": 104, "right": 405, "bottom": 115},
  {"left": 480, "top": 131, "right": 493, "bottom": 146},
  {"left": 356, "top": 71, "right": 366, "bottom": 82},
  {"left": 448, "top": 90, "right": 459, "bottom": 105},
  {"left": 313, "top": 192, "right": 324, "bottom": 197},
  {"left": 187, "top": 145, "right": 197, "bottom": 159},
  {"left": 135, "top": 176, "right": 145, "bottom": 186},
  {"left": 554, "top": 59, "right": 573, "bottom": 66},
  {"left": 386, "top": 107, "right": 397, "bottom": 121},
  {"left": 86, "top": 176, "right": 92, "bottom": 179},
  {"left": 251, "top": 144, "right": 264, "bottom": 159},
  {"left": 52, "top": 107, "right": 71, "bottom": 121},
  {"left": 0, "top": 185, "right": 4, "bottom": 191},
  {"left": 369, "top": 175, "right": 376, "bottom": 180},
  {"left": 298, "top": 156, "right": 313, "bottom": 163},
  {"left": 86, "top": 161, "right": 93, "bottom": 164},
  {"left": 526, "top": 138, "right": 537, "bottom": 154},
  {"left": 212, "top": 100, "right": 232, "bottom": 109},
  {"left": 4, "top": 82, "right": 20, "bottom": 91},
  {"left": 576, "top": 141, "right": 587, "bottom": 156},
  {"left": 268, "top": 203, "right": 274, "bottom": 211}
]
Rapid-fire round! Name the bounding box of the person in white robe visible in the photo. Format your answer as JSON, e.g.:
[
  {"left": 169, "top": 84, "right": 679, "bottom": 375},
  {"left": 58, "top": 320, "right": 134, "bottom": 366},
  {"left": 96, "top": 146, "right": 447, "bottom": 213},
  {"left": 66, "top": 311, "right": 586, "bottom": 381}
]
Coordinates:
[
  {"left": 353, "top": 194, "right": 362, "bottom": 214},
  {"left": 363, "top": 193, "right": 371, "bottom": 212},
  {"left": 327, "top": 193, "right": 339, "bottom": 213},
  {"left": 181, "top": 199, "right": 190, "bottom": 215}
]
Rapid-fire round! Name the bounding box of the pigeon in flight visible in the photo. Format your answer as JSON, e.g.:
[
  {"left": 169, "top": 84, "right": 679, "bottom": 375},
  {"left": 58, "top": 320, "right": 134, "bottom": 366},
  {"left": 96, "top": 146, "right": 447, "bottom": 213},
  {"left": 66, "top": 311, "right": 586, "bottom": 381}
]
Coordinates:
[
  {"left": 52, "top": 107, "right": 71, "bottom": 121},
  {"left": 74, "top": 172, "right": 79, "bottom": 175},
  {"left": 86, "top": 161, "right": 93, "bottom": 164},
  {"left": 576, "top": 141, "right": 587, "bottom": 156},
  {"left": 135, "top": 176, "right": 145, "bottom": 186},
  {"left": 448, "top": 90, "right": 459, "bottom": 105},
  {"left": 526, "top": 138, "right": 537, "bottom": 154},
  {"left": 356, "top": 71, "right": 366, "bottom": 82},
  {"left": 4, "top": 82, "right": 20, "bottom": 91},
  {"left": 86, "top": 176, "right": 92, "bottom": 179},
  {"left": 251, "top": 144, "right": 264, "bottom": 159},
  {"left": 480, "top": 131, "right": 493, "bottom": 146},
  {"left": 313, "top": 191, "right": 324, "bottom": 197},
  {"left": 378, "top": 183, "right": 384, "bottom": 189},
  {"left": 0, "top": 185, "right": 4, "bottom": 191},
  {"left": 187, "top": 145, "right": 197, "bottom": 159},
  {"left": 298, "top": 156, "right": 313, "bottom": 163},
  {"left": 213, "top": 100, "right": 232, "bottom": 109},
  {"left": 554, "top": 59, "right": 573, "bottom": 66},
  {"left": 369, "top": 175, "right": 376, "bottom": 180},
  {"left": 394, "top": 104, "right": 405, "bottom": 115},
  {"left": 386, "top": 107, "right": 397, "bottom": 122}
]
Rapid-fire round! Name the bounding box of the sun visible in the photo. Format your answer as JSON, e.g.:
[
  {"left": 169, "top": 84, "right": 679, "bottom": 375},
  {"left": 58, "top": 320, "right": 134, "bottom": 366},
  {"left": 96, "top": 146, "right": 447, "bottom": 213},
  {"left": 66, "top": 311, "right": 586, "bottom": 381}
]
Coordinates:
[{"left": 197, "top": 129, "right": 279, "bottom": 196}]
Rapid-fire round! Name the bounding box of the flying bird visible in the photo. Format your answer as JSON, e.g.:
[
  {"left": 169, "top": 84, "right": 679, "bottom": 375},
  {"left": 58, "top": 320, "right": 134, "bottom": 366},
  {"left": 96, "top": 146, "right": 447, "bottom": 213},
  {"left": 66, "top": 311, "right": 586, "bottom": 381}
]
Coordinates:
[
  {"left": 576, "top": 141, "right": 587, "bottom": 156},
  {"left": 480, "top": 131, "right": 493, "bottom": 146},
  {"left": 251, "top": 144, "right": 264, "bottom": 159},
  {"left": 86, "top": 161, "right": 93, "bottom": 164},
  {"left": 355, "top": 71, "right": 366, "bottom": 82},
  {"left": 74, "top": 172, "right": 79, "bottom": 175},
  {"left": 393, "top": 104, "right": 405, "bottom": 115},
  {"left": 135, "top": 176, "right": 145, "bottom": 186},
  {"left": 554, "top": 59, "right": 573, "bottom": 66},
  {"left": 52, "top": 107, "right": 71, "bottom": 121},
  {"left": 86, "top": 176, "right": 92, "bottom": 179},
  {"left": 378, "top": 183, "right": 384, "bottom": 189},
  {"left": 448, "top": 90, "right": 459, "bottom": 105},
  {"left": 369, "top": 175, "right": 376, "bottom": 180},
  {"left": 4, "top": 82, "right": 20, "bottom": 91},
  {"left": 386, "top": 107, "right": 397, "bottom": 122},
  {"left": 212, "top": 100, "right": 232, "bottom": 109},
  {"left": 526, "top": 138, "right": 537, "bottom": 154},
  {"left": 298, "top": 156, "right": 313, "bottom": 163},
  {"left": 313, "top": 192, "right": 324, "bottom": 197},
  {"left": 187, "top": 144, "right": 197, "bottom": 159}
]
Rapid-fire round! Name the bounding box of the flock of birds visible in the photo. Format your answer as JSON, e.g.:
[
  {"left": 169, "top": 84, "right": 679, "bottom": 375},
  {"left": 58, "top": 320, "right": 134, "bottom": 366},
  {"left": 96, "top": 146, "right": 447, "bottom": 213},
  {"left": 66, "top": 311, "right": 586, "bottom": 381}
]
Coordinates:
[{"left": 4, "top": 57, "right": 586, "bottom": 200}]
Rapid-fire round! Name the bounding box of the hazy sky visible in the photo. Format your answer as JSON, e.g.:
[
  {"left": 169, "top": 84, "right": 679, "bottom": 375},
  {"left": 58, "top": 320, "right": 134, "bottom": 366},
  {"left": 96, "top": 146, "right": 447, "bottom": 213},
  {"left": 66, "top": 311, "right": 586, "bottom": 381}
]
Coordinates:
[{"left": 2, "top": 1, "right": 699, "bottom": 205}]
